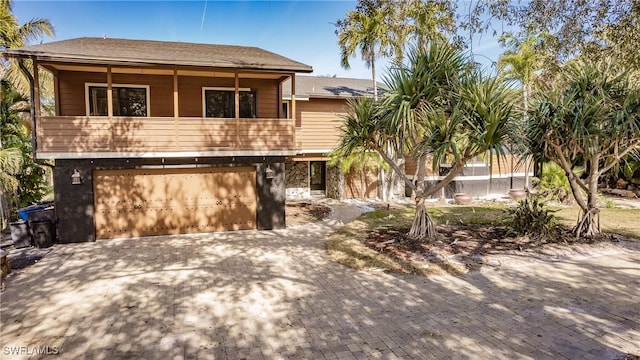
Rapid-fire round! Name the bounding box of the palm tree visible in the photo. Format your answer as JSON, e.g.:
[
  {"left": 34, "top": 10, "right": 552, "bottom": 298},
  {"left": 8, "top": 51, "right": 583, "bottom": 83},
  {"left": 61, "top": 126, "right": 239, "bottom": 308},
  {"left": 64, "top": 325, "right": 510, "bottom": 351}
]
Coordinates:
[
  {"left": 336, "top": 4, "right": 397, "bottom": 101},
  {"left": 0, "top": 146, "right": 22, "bottom": 227},
  {"left": 527, "top": 59, "right": 640, "bottom": 237},
  {"left": 398, "top": 0, "right": 454, "bottom": 50},
  {"left": 497, "top": 32, "right": 546, "bottom": 189},
  {"left": 0, "top": 147, "right": 22, "bottom": 190},
  {"left": 335, "top": 42, "right": 516, "bottom": 240},
  {"left": 0, "top": 0, "right": 54, "bottom": 95}
]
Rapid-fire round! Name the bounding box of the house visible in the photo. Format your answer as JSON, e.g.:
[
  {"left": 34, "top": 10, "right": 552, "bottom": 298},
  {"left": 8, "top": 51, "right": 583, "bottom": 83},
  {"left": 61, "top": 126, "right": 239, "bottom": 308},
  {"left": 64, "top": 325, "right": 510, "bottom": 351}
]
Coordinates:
[
  {"left": 4, "top": 37, "right": 313, "bottom": 243},
  {"left": 282, "top": 75, "right": 382, "bottom": 200},
  {"left": 405, "top": 155, "right": 533, "bottom": 199},
  {"left": 281, "top": 75, "right": 532, "bottom": 201}
]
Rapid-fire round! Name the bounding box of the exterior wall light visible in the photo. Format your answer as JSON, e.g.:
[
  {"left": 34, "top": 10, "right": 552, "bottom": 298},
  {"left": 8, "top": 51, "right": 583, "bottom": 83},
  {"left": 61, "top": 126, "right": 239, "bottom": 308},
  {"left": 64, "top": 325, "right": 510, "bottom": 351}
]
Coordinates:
[
  {"left": 265, "top": 165, "right": 275, "bottom": 180},
  {"left": 71, "top": 169, "right": 82, "bottom": 185}
]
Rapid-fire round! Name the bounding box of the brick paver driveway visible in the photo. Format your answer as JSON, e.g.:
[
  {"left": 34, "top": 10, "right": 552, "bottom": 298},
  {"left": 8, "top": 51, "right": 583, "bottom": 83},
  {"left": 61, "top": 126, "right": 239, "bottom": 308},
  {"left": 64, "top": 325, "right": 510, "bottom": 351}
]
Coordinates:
[{"left": 1, "top": 204, "right": 639, "bottom": 359}]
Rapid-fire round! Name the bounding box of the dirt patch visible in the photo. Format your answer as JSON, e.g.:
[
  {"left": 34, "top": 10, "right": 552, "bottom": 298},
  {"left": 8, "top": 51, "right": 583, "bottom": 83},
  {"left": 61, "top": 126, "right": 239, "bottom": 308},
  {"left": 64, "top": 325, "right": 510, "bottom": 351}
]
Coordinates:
[
  {"left": 286, "top": 202, "right": 331, "bottom": 227},
  {"left": 365, "top": 224, "right": 640, "bottom": 273}
]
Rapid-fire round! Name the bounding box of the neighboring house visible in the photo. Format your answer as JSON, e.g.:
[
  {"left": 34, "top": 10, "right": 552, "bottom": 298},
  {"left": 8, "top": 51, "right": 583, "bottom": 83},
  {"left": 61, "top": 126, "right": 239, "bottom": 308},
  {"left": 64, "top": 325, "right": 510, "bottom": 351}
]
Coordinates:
[
  {"left": 282, "top": 75, "right": 382, "bottom": 200},
  {"left": 4, "top": 37, "right": 312, "bottom": 243}
]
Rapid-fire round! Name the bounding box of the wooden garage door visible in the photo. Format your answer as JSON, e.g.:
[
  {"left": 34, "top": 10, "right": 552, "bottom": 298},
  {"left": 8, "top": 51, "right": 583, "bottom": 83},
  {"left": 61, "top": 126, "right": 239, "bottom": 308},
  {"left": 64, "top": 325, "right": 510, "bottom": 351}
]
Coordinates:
[{"left": 93, "top": 167, "right": 257, "bottom": 239}]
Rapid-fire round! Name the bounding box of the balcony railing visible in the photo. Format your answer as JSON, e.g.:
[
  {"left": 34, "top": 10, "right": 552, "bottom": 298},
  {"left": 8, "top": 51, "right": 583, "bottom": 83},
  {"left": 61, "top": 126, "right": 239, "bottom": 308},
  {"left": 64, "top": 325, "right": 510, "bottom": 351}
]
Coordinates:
[{"left": 36, "top": 116, "right": 296, "bottom": 156}]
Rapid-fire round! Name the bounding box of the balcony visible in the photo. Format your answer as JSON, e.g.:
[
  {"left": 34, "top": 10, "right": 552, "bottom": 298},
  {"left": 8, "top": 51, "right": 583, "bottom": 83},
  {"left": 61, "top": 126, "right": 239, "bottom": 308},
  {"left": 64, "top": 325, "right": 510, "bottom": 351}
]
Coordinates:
[{"left": 36, "top": 116, "right": 296, "bottom": 158}]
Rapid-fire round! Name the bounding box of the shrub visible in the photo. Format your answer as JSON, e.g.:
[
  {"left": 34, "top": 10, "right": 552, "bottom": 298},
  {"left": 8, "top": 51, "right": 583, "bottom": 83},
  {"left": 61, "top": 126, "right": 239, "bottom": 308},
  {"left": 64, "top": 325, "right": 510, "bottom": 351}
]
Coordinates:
[
  {"left": 506, "top": 197, "right": 560, "bottom": 240},
  {"left": 532, "top": 162, "right": 572, "bottom": 203}
]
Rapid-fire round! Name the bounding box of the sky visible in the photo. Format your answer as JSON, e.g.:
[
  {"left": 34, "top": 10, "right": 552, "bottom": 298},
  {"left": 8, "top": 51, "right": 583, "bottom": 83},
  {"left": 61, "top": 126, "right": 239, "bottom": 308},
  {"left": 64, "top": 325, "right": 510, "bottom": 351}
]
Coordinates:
[{"left": 13, "top": 0, "right": 503, "bottom": 80}]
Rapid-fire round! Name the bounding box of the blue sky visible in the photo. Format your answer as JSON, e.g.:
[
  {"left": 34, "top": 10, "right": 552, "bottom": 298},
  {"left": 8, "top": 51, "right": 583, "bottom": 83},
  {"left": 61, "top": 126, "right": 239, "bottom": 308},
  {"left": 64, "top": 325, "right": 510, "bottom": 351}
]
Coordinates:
[{"left": 13, "top": 0, "right": 503, "bottom": 79}]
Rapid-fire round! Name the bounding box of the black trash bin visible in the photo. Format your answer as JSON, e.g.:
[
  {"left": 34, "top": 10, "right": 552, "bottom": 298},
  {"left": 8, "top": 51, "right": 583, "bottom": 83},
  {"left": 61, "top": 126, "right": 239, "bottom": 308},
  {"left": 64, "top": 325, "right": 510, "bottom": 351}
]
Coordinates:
[
  {"left": 10, "top": 220, "right": 32, "bottom": 248},
  {"left": 30, "top": 220, "right": 55, "bottom": 248}
]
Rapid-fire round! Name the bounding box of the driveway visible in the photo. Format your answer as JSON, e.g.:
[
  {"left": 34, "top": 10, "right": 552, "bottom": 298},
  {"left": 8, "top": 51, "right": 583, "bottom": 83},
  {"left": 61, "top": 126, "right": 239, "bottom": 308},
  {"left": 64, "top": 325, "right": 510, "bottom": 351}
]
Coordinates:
[{"left": 1, "top": 204, "right": 639, "bottom": 359}]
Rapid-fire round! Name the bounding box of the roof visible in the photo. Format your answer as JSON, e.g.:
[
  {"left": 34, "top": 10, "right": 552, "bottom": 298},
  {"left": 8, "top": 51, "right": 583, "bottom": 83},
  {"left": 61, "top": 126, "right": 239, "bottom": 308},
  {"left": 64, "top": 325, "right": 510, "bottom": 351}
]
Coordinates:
[
  {"left": 283, "top": 75, "right": 384, "bottom": 99},
  {"left": 3, "top": 37, "right": 313, "bottom": 73}
]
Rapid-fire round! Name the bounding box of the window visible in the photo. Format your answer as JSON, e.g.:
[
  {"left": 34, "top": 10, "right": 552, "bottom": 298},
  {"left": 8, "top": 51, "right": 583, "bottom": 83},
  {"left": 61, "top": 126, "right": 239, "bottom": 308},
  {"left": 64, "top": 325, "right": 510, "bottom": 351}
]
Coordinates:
[
  {"left": 203, "top": 88, "right": 257, "bottom": 118},
  {"left": 86, "top": 84, "right": 149, "bottom": 117}
]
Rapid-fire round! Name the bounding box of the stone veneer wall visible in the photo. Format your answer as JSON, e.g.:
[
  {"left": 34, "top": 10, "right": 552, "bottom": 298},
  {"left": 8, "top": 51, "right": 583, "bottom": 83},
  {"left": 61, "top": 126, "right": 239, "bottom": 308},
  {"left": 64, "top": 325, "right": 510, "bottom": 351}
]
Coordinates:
[
  {"left": 325, "top": 163, "right": 343, "bottom": 199},
  {"left": 285, "top": 161, "right": 310, "bottom": 199}
]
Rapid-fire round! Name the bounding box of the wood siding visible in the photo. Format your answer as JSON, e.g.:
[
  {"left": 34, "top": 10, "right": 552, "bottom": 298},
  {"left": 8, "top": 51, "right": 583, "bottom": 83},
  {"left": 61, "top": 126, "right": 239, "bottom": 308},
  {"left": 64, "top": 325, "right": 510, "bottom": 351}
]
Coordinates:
[
  {"left": 94, "top": 167, "right": 257, "bottom": 239},
  {"left": 344, "top": 168, "right": 379, "bottom": 199},
  {"left": 58, "top": 71, "right": 174, "bottom": 117},
  {"left": 178, "top": 76, "right": 279, "bottom": 118},
  {"left": 37, "top": 116, "right": 295, "bottom": 153},
  {"left": 404, "top": 157, "right": 436, "bottom": 177},
  {"left": 491, "top": 154, "right": 532, "bottom": 174},
  {"left": 405, "top": 154, "right": 532, "bottom": 177},
  {"left": 296, "top": 99, "right": 348, "bottom": 151},
  {"left": 57, "top": 71, "right": 281, "bottom": 118}
]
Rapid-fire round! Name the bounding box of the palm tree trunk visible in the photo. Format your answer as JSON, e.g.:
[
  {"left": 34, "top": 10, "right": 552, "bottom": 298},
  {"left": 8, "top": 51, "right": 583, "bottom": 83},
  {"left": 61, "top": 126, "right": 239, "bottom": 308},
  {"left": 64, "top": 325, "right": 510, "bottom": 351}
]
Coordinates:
[
  {"left": 523, "top": 84, "right": 530, "bottom": 190},
  {"left": 371, "top": 56, "right": 377, "bottom": 101},
  {"left": 408, "top": 190, "right": 436, "bottom": 240},
  {"left": 573, "top": 159, "right": 601, "bottom": 237},
  {"left": 408, "top": 156, "right": 436, "bottom": 240}
]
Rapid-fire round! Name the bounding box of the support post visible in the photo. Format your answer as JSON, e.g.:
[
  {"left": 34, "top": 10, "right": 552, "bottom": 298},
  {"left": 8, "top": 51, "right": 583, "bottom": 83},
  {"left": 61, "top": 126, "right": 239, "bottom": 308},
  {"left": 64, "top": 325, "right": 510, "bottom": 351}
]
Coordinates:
[
  {"left": 107, "top": 65, "right": 114, "bottom": 149},
  {"left": 17, "top": 58, "right": 38, "bottom": 159},
  {"left": 173, "top": 67, "right": 179, "bottom": 150},
  {"left": 291, "top": 74, "right": 296, "bottom": 150},
  {"left": 235, "top": 70, "right": 240, "bottom": 148},
  {"left": 33, "top": 58, "right": 41, "bottom": 119},
  {"left": 107, "top": 65, "right": 113, "bottom": 117},
  {"left": 52, "top": 69, "right": 60, "bottom": 116}
]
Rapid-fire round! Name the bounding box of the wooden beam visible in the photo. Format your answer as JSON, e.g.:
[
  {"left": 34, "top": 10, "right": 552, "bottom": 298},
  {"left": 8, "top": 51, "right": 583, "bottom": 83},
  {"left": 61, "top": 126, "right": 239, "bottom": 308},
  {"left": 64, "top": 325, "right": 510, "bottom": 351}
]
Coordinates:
[
  {"left": 173, "top": 68, "right": 179, "bottom": 117},
  {"left": 52, "top": 68, "right": 60, "bottom": 116},
  {"left": 107, "top": 65, "right": 113, "bottom": 117},
  {"left": 291, "top": 73, "right": 296, "bottom": 149},
  {"left": 278, "top": 81, "right": 282, "bottom": 119},
  {"left": 235, "top": 70, "right": 240, "bottom": 148},
  {"left": 107, "top": 65, "right": 114, "bottom": 149},
  {"left": 174, "top": 67, "right": 179, "bottom": 149},
  {"left": 17, "top": 58, "right": 38, "bottom": 154},
  {"left": 32, "top": 58, "right": 41, "bottom": 119}
]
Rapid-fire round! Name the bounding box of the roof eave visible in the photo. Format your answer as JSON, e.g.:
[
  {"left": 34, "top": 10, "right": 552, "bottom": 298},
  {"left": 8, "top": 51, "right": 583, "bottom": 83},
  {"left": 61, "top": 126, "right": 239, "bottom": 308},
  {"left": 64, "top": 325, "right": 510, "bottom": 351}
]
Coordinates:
[{"left": 3, "top": 50, "right": 314, "bottom": 73}]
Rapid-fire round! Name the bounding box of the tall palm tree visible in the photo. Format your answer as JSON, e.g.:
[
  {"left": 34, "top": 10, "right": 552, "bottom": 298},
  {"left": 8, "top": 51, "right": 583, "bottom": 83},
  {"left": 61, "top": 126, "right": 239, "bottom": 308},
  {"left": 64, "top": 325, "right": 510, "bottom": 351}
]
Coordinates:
[
  {"left": 497, "top": 32, "right": 546, "bottom": 189},
  {"left": 0, "top": 0, "right": 54, "bottom": 95},
  {"left": 336, "top": 4, "right": 397, "bottom": 101},
  {"left": 398, "top": 0, "right": 454, "bottom": 50}
]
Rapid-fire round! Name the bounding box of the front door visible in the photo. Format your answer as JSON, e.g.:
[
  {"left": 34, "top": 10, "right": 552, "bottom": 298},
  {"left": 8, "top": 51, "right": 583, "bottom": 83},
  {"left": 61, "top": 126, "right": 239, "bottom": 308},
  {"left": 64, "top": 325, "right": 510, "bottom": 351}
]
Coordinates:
[{"left": 309, "top": 161, "right": 326, "bottom": 191}]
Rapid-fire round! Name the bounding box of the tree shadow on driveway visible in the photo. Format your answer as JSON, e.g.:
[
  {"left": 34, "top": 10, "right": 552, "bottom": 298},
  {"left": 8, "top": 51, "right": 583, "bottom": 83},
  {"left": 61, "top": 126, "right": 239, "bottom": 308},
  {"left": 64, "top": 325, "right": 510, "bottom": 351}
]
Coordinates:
[{"left": 1, "top": 206, "right": 638, "bottom": 359}]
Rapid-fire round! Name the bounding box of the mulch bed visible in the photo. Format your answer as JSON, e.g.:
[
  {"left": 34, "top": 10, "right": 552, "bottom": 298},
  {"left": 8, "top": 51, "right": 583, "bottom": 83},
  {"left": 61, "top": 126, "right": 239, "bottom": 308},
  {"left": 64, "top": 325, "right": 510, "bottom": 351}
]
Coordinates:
[
  {"left": 6, "top": 247, "right": 52, "bottom": 270},
  {"left": 365, "top": 224, "right": 621, "bottom": 271},
  {"left": 286, "top": 202, "right": 331, "bottom": 227}
]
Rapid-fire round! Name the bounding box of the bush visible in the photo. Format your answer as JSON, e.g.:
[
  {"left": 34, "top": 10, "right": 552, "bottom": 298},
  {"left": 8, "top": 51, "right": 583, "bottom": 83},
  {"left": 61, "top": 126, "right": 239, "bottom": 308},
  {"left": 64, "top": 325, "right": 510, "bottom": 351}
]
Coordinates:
[
  {"left": 532, "top": 162, "right": 572, "bottom": 203},
  {"left": 506, "top": 197, "right": 560, "bottom": 240}
]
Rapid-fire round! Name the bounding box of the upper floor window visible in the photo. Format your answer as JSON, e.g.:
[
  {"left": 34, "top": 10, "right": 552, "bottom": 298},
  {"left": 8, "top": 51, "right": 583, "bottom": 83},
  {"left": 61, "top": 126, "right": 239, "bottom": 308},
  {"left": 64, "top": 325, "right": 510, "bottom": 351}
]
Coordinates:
[
  {"left": 203, "top": 87, "right": 256, "bottom": 118},
  {"left": 86, "top": 83, "right": 149, "bottom": 117}
]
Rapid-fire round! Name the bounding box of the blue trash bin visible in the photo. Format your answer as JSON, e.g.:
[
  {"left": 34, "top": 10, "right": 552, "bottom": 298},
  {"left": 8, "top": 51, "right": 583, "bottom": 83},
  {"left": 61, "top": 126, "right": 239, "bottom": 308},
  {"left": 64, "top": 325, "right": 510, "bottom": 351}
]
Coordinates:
[{"left": 17, "top": 205, "right": 46, "bottom": 221}]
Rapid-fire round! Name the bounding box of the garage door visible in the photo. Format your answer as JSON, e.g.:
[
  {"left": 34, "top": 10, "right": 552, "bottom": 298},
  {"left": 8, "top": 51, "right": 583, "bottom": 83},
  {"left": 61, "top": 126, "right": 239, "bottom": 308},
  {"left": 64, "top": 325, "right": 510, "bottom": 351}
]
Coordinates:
[{"left": 93, "top": 167, "right": 257, "bottom": 239}]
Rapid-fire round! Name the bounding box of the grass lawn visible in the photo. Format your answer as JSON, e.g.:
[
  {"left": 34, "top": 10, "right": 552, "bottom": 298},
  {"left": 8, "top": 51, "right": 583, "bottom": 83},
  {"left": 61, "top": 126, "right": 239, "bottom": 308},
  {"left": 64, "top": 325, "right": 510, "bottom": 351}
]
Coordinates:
[{"left": 327, "top": 202, "right": 640, "bottom": 276}]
